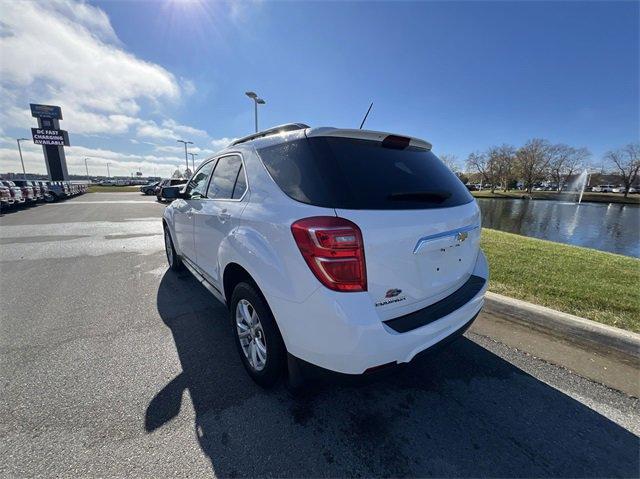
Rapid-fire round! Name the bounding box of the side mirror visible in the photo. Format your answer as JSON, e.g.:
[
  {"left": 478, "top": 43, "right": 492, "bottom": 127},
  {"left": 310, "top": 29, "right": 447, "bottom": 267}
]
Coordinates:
[{"left": 161, "top": 186, "right": 183, "bottom": 200}]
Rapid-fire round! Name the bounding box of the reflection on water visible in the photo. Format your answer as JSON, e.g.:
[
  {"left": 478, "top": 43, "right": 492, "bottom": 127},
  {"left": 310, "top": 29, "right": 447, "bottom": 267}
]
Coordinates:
[{"left": 477, "top": 198, "right": 640, "bottom": 258}]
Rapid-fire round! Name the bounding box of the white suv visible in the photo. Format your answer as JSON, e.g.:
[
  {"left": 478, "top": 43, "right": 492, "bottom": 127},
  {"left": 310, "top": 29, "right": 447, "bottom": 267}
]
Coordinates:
[{"left": 162, "top": 124, "right": 488, "bottom": 387}]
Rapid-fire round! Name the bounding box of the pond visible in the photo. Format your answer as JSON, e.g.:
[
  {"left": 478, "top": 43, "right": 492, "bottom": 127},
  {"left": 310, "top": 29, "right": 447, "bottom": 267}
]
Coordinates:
[{"left": 477, "top": 198, "right": 640, "bottom": 258}]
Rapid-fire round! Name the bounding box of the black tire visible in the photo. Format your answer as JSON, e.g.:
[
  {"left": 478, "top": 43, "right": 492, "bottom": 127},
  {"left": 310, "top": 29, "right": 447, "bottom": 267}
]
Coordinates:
[
  {"left": 230, "top": 282, "right": 286, "bottom": 388},
  {"left": 145, "top": 190, "right": 153, "bottom": 195},
  {"left": 163, "top": 225, "right": 183, "bottom": 271},
  {"left": 44, "top": 193, "right": 57, "bottom": 203}
]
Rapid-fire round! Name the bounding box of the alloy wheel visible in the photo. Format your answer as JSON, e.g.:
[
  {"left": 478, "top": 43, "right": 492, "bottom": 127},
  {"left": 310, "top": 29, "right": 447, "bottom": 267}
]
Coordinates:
[
  {"left": 164, "top": 229, "right": 174, "bottom": 267},
  {"left": 236, "top": 299, "right": 267, "bottom": 371}
]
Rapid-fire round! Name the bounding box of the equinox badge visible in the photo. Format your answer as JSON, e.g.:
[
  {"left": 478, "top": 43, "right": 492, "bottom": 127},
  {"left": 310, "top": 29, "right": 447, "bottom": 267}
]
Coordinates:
[{"left": 376, "top": 289, "right": 406, "bottom": 307}]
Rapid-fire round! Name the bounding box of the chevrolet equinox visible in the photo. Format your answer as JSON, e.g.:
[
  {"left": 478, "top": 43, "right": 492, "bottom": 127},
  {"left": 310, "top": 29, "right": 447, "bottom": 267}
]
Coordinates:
[{"left": 162, "top": 124, "right": 488, "bottom": 387}]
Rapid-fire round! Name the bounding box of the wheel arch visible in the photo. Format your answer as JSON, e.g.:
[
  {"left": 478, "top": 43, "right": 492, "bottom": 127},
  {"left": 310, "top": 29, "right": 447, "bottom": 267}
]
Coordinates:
[{"left": 223, "top": 262, "right": 258, "bottom": 306}]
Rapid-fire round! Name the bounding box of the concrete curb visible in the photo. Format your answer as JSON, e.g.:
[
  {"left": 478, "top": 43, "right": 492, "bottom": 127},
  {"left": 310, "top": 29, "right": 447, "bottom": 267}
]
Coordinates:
[{"left": 484, "top": 292, "right": 640, "bottom": 362}]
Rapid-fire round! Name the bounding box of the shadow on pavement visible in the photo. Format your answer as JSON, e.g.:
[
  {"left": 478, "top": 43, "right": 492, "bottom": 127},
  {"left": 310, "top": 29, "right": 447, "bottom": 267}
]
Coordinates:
[{"left": 146, "top": 269, "right": 639, "bottom": 478}]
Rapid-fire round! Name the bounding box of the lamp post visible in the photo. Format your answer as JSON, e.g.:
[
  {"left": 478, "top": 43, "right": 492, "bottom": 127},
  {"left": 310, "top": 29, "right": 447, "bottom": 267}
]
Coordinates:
[
  {"left": 245, "top": 91, "right": 266, "bottom": 132},
  {"left": 84, "top": 157, "right": 90, "bottom": 181},
  {"left": 106, "top": 163, "right": 111, "bottom": 178},
  {"left": 16, "top": 138, "right": 29, "bottom": 180},
  {"left": 176, "top": 139, "right": 193, "bottom": 174},
  {"left": 189, "top": 152, "right": 198, "bottom": 172}
]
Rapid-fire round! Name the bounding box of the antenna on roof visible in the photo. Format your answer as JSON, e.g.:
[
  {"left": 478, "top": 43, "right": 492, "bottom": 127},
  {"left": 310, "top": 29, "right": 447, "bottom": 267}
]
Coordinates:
[{"left": 359, "top": 102, "right": 373, "bottom": 129}]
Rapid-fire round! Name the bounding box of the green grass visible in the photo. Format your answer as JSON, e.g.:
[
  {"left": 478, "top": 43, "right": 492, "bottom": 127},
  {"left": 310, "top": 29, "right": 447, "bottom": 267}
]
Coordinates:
[
  {"left": 472, "top": 190, "right": 640, "bottom": 205},
  {"left": 88, "top": 185, "right": 141, "bottom": 193},
  {"left": 481, "top": 228, "right": 640, "bottom": 332}
]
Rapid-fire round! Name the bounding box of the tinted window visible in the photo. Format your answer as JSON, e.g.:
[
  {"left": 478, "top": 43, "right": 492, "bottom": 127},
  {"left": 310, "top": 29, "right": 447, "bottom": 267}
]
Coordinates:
[
  {"left": 231, "top": 165, "right": 247, "bottom": 199},
  {"left": 258, "top": 137, "right": 473, "bottom": 209},
  {"left": 186, "top": 161, "right": 214, "bottom": 198},
  {"left": 208, "top": 156, "right": 242, "bottom": 199}
]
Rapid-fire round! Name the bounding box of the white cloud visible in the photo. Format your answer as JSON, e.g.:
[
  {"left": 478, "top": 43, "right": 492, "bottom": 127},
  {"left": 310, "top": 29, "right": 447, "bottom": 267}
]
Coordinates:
[
  {"left": 211, "top": 137, "right": 236, "bottom": 151},
  {"left": 161, "top": 119, "right": 208, "bottom": 137},
  {"left": 0, "top": 0, "right": 208, "bottom": 140},
  {"left": 180, "top": 78, "right": 197, "bottom": 97},
  {"left": 135, "top": 121, "right": 175, "bottom": 140},
  {"left": 154, "top": 144, "right": 213, "bottom": 155},
  {"left": 0, "top": 0, "right": 236, "bottom": 177},
  {"left": 0, "top": 137, "right": 185, "bottom": 178},
  {"left": 1, "top": 1, "right": 179, "bottom": 115}
]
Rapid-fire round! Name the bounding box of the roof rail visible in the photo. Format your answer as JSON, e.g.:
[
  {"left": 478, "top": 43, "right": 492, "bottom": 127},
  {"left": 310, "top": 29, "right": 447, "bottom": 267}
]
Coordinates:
[{"left": 229, "top": 123, "right": 310, "bottom": 147}]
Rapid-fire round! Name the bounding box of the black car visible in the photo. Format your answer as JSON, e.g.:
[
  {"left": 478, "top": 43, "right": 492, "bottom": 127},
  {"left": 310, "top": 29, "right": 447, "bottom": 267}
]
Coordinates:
[
  {"left": 140, "top": 181, "right": 159, "bottom": 195},
  {"left": 156, "top": 179, "right": 186, "bottom": 202}
]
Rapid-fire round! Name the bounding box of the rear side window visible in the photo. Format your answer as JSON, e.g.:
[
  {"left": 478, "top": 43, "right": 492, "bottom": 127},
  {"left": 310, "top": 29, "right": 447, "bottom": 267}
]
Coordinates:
[
  {"left": 208, "top": 155, "right": 243, "bottom": 199},
  {"left": 258, "top": 136, "right": 473, "bottom": 209},
  {"left": 232, "top": 165, "right": 247, "bottom": 199}
]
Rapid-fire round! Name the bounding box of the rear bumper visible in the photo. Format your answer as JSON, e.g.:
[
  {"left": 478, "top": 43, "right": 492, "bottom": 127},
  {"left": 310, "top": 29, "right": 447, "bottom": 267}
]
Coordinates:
[
  {"left": 268, "top": 250, "right": 488, "bottom": 375},
  {"left": 289, "top": 309, "right": 479, "bottom": 382}
]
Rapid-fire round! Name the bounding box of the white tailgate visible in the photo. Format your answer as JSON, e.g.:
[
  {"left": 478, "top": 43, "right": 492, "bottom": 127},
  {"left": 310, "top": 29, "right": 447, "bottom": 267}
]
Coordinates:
[{"left": 335, "top": 201, "right": 481, "bottom": 315}]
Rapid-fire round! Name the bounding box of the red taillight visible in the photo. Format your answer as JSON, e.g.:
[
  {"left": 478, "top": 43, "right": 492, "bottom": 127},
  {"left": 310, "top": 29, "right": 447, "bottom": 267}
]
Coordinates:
[{"left": 291, "top": 216, "right": 367, "bottom": 292}]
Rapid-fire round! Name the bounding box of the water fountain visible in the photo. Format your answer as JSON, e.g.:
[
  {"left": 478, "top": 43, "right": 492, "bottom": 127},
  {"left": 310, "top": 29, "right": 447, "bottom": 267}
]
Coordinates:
[{"left": 563, "top": 169, "right": 590, "bottom": 204}]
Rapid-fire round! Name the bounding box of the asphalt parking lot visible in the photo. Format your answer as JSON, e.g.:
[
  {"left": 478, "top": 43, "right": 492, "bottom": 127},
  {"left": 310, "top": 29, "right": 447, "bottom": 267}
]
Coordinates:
[{"left": 1, "top": 193, "right": 638, "bottom": 478}]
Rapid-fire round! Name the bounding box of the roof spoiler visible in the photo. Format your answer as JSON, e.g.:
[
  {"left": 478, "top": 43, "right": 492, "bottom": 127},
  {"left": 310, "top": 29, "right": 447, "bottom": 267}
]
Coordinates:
[
  {"left": 306, "top": 127, "right": 432, "bottom": 150},
  {"left": 229, "top": 123, "right": 310, "bottom": 147}
]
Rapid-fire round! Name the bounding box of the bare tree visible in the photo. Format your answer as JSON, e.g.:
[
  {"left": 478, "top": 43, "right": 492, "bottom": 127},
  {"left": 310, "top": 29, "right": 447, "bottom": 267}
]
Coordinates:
[
  {"left": 516, "top": 139, "right": 553, "bottom": 193},
  {"left": 466, "top": 146, "right": 516, "bottom": 193},
  {"left": 487, "top": 144, "right": 516, "bottom": 192},
  {"left": 548, "top": 144, "right": 591, "bottom": 191},
  {"left": 439, "top": 153, "right": 460, "bottom": 174},
  {"left": 605, "top": 143, "right": 640, "bottom": 197},
  {"left": 466, "top": 151, "right": 492, "bottom": 190}
]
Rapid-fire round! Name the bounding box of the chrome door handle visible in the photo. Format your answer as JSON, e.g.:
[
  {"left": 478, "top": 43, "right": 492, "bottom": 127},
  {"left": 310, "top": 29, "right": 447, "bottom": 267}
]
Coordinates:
[{"left": 218, "top": 209, "right": 231, "bottom": 222}]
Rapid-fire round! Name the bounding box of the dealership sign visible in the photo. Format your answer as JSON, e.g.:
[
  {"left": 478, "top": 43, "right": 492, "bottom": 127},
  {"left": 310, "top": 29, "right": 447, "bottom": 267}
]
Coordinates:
[
  {"left": 30, "top": 103, "right": 63, "bottom": 120},
  {"left": 31, "top": 128, "right": 70, "bottom": 146}
]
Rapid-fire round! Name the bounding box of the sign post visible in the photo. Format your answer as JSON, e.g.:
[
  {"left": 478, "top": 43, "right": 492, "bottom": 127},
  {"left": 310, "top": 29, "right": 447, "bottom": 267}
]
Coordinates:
[{"left": 29, "top": 103, "right": 70, "bottom": 181}]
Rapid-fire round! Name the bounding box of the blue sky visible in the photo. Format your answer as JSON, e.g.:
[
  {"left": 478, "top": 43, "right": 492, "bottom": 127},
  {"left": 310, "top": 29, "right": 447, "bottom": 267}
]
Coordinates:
[{"left": 0, "top": 0, "right": 638, "bottom": 176}]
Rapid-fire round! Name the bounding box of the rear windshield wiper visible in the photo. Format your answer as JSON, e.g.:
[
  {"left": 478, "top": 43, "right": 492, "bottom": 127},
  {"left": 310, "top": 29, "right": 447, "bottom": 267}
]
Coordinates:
[{"left": 387, "top": 191, "right": 452, "bottom": 203}]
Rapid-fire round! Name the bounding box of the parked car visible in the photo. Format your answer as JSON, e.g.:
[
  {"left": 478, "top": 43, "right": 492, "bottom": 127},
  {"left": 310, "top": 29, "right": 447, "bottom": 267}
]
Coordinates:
[
  {"left": 28, "top": 180, "right": 44, "bottom": 201},
  {"left": 162, "top": 124, "right": 488, "bottom": 387},
  {"left": 0, "top": 182, "right": 13, "bottom": 208},
  {"left": 612, "top": 186, "right": 627, "bottom": 193},
  {"left": 11, "top": 180, "right": 37, "bottom": 204},
  {"left": 45, "top": 182, "right": 66, "bottom": 202},
  {"left": 140, "top": 181, "right": 159, "bottom": 195},
  {"left": 37, "top": 181, "right": 50, "bottom": 199},
  {"left": 0, "top": 180, "right": 25, "bottom": 206},
  {"left": 592, "top": 184, "right": 615, "bottom": 193},
  {"left": 156, "top": 179, "right": 187, "bottom": 201},
  {"left": 465, "top": 183, "right": 477, "bottom": 191}
]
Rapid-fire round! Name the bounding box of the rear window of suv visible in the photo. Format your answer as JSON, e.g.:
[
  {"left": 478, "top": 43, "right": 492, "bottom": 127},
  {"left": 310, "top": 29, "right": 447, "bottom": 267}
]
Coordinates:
[{"left": 258, "top": 136, "right": 473, "bottom": 209}]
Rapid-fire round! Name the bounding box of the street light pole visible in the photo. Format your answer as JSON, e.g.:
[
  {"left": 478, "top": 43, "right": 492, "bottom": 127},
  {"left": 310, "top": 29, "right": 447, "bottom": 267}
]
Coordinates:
[
  {"left": 84, "top": 157, "right": 90, "bottom": 181},
  {"left": 189, "top": 153, "right": 198, "bottom": 172},
  {"left": 16, "top": 138, "right": 29, "bottom": 180},
  {"left": 176, "top": 139, "right": 193, "bottom": 174},
  {"left": 245, "top": 91, "right": 266, "bottom": 132},
  {"left": 106, "top": 163, "right": 111, "bottom": 178}
]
